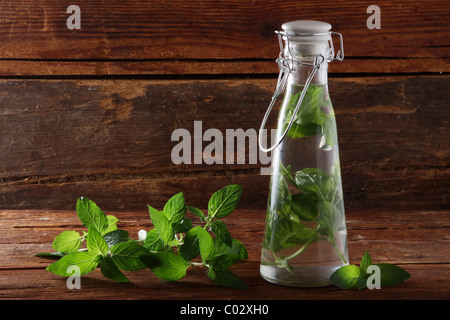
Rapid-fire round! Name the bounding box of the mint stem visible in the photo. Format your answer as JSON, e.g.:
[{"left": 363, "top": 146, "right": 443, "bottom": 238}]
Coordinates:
[{"left": 285, "top": 231, "right": 317, "bottom": 261}]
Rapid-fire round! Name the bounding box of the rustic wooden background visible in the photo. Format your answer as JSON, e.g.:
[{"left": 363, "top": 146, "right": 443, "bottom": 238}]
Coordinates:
[{"left": 0, "top": 0, "right": 448, "bottom": 213}]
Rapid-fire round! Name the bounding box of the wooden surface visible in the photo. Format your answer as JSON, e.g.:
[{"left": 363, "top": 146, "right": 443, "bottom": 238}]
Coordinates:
[
  {"left": 0, "top": 0, "right": 448, "bottom": 303},
  {"left": 0, "top": 1, "right": 448, "bottom": 212},
  {"left": 0, "top": 75, "right": 448, "bottom": 211},
  {"left": 0, "top": 1, "right": 449, "bottom": 212},
  {"left": 0, "top": 209, "right": 449, "bottom": 300}
]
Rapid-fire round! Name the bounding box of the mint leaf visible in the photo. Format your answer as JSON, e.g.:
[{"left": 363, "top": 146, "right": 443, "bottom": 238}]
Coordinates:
[
  {"left": 283, "top": 84, "right": 326, "bottom": 139},
  {"left": 208, "top": 185, "right": 242, "bottom": 219},
  {"left": 100, "top": 256, "right": 129, "bottom": 282},
  {"left": 329, "top": 265, "right": 361, "bottom": 289},
  {"left": 176, "top": 226, "right": 214, "bottom": 262},
  {"left": 141, "top": 252, "right": 188, "bottom": 281},
  {"left": 210, "top": 220, "right": 232, "bottom": 247},
  {"left": 46, "top": 251, "right": 99, "bottom": 276},
  {"left": 86, "top": 227, "right": 109, "bottom": 256},
  {"left": 330, "top": 252, "right": 412, "bottom": 290},
  {"left": 318, "top": 200, "right": 342, "bottom": 238},
  {"left": 286, "top": 122, "right": 322, "bottom": 139},
  {"left": 103, "top": 229, "right": 130, "bottom": 248},
  {"left": 52, "top": 230, "right": 82, "bottom": 253},
  {"left": 376, "top": 263, "right": 411, "bottom": 287},
  {"left": 206, "top": 268, "right": 248, "bottom": 290},
  {"left": 321, "top": 112, "right": 337, "bottom": 149},
  {"left": 360, "top": 251, "right": 372, "bottom": 273},
  {"left": 295, "top": 168, "right": 335, "bottom": 200},
  {"left": 148, "top": 205, "right": 174, "bottom": 245},
  {"left": 110, "top": 241, "right": 148, "bottom": 271},
  {"left": 163, "top": 192, "right": 186, "bottom": 224},
  {"left": 268, "top": 211, "right": 317, "bottom": 252},
  {"left": 40, "top": 185, "right": 248, "bottom": 290},
  {"left": 104, "top": 215, "right": 119, "bottom": 234},
  {"left": 172, "top": 217, "right": 193, "bottom": 233},
  {"left": 142, "top": 229, "right": 165, "bottom": 252},
  {"left": 179, "top": 228, "right": 200, "bottom": 261},
  {"left": 76, "top": 197, "right": 109, "bottom": 235},
  {"left": 35, "top": 252, "right": 66, "bottom": 259},
  {"left": 187, "top": 206, "right": 205, "bottom": 220},
  {"left": 208, "top": 238, "right": 248, "bottom": 271},
  {"left": 196, "top": 226, "right": 215, "bottom": 261},
  {"left": 289, "top": 193, "right": 318, "bottom": 221}
]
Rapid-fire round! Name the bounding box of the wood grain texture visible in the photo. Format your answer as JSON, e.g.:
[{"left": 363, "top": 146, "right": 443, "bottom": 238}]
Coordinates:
[
  {"left": 0, "top": 209, "right": 449, "bottom": 300},
  {"left": 0, "top": 0, "right": 448, "bottom": 304},
  {"left": 0, "top": 76, "right": 448, "bottom": 210},
  {"left": 0, "top": 0, "right": 448, "bottom": 74}
]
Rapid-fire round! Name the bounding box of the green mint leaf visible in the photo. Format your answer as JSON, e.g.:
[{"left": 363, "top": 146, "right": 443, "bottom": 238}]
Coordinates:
[
  {"left": 206, "top": 268, "right": 248, "bottom": 290},
  {"left": 110, "top": 241, "right": 148, "bottom": 271},
  {"left": 178, "top": 228, "right": 200, "bottom": 262},
  {"left": 355, "top": 273, "right": 369, "bottom": 291},
  {"left": 140, "top": 252, "right": 188, "bottom": 281},
  {"left": 86, "top": 227, "right": 109, "bottom": 256},
  {"left": 196, "top": 226, "right": 215, "bottom": 261},
  {"left": 275, "top": 256, "right": 295, "bottom": 275},
  {"left": 213, "top": 238, "right": 248, "bottom": 261},
  {"left": 103, "top": 229, "right": 130, "bottom": 248},
  {"left": 46, "top": 251, "right": 99, "bottom": 276},
  {"left": 76, "top": 197, "right": 109, "bottom": 235},
  {"left": 210, "top": 220, "right": 232, "bottom": 247},
  {"left": 187, "top": 206, "right": 205, "bottom": 220},
  {"left": 318, "top": 200, "right": 342, "bottom": 238},
  {"left": 148, "top": 205, "right": 174, "bottom": 245},
  {"left": 51, "top": 230, "right": 82, "bottom": 253},
  {"left": 295, "top": 168, "right": 336, "bottom": 201},
  {"left": 34, "top": 252, "right": 66, "bottom": 259},
  {"left": 286, "top": 122, "right": 322, "bottom": 139},
  {"left": 268, "top": 210, "right": 317, "bottom": 252},
  {"left": 289, "top": 193, "right": 318, "bottom": 221},
  {"left": 360, "top": 251, "right": 372, "bottom": 274},
  {"left": 99, "top": 256, "right": 129, "bottom": 282},
  {"left": 298, "top": 84, "right": 325, "bottom": 124},
  {"left": 329, "top": 265, "right": 361, "bottom": 289},
  {"left": 330, "top": 252, "right": 411, "bottom": 290},
  {"left": 142, "top": 229, "right": 165, "bottom": 252},
  {"left": 376, "top": 263, "right": 411, "bottom": 288},
  {"left": 321, "top": 112, "right": 337, "bottom": 149},
  {"left": 172, "top": 217, "right": 193, "bottom": 233},
  {"left": 104, "top": 215, "right": 119, "bottom": 234},
  {"left": 208, "top": 185, "right": 242, "bottom": 219},
  {"left": 163, "top": 192, "right": 186, "bottom": 224},
  {"left": 284, "top": 85, "right": 324, "bottom": 125},
  {"left": 209, "top": 238, "right": 248, "bottom": 271}
]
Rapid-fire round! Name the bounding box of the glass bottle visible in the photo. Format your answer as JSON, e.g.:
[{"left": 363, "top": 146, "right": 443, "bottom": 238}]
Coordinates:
[{"left": 259, "top": 20, "right": 348, "bottom": 287}]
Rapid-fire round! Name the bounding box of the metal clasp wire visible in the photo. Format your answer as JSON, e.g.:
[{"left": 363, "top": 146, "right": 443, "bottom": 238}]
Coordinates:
[
  {"left": 258, "top": 55, "right": 324, "bottom": 153},
  {"left": 258, "top": 31, "right": 344, "bottom": 153},
  {"left": 330, "top": 32, "right": 345, "bottom": 61}
]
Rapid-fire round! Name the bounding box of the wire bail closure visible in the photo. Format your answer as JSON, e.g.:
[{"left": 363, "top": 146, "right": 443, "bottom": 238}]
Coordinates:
[{"left": 258, "top": 31, "right": 344, "bottom": 153}]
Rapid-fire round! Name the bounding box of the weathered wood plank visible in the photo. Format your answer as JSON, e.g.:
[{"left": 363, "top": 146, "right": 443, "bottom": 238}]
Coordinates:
[
  {"left": 0, "top": 58, "right": 448, "bottom": 76},
  {"left": 0, "top": 1, "right": 447, "bottom": 67},
  {"left": 1, "top": 210, "right": 448, "bottom": 268},
  {"left": 1, "top": 76, "right": 447, "bottom": 178},
  {"left": 0, "top": 209, "right": 449, "bottom": 300},
  {"left": 0, "top": 76, "right": 448, "bottom": 210},
  {"left": 1, "top": 264, "right": 449, "bottom": 300}
]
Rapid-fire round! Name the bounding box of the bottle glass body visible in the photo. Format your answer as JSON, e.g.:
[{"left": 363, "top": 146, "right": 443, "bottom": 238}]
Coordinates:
[{"left": 260, "top": 41, "right": 348, "bottom": 287}]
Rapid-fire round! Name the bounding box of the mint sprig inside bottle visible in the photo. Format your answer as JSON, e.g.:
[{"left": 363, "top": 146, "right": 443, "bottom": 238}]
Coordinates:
[{"left": 259, "top": 20, "right": 348, "bottom": 287}]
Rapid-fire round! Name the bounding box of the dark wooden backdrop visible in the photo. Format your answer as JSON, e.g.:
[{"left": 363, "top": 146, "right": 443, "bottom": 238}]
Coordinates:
[{"left": 0, "top": 0, "right": 448, "bottom": 212}]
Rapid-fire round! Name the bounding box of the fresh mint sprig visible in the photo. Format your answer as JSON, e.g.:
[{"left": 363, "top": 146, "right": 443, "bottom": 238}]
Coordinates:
[
  {"left": 330, "top": 251, "right": 411, "bottom": 290},
  {"left": 36, "top": 185, "right": 248, "bottom": 290}
]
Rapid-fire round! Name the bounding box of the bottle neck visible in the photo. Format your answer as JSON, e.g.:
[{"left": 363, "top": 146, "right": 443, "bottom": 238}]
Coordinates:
[
  {"left": 285, "top": 41, "right": 330, "bottom": 86},
  {"left": 288, "top": 61, "right": 328, "bottom": 86}
]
